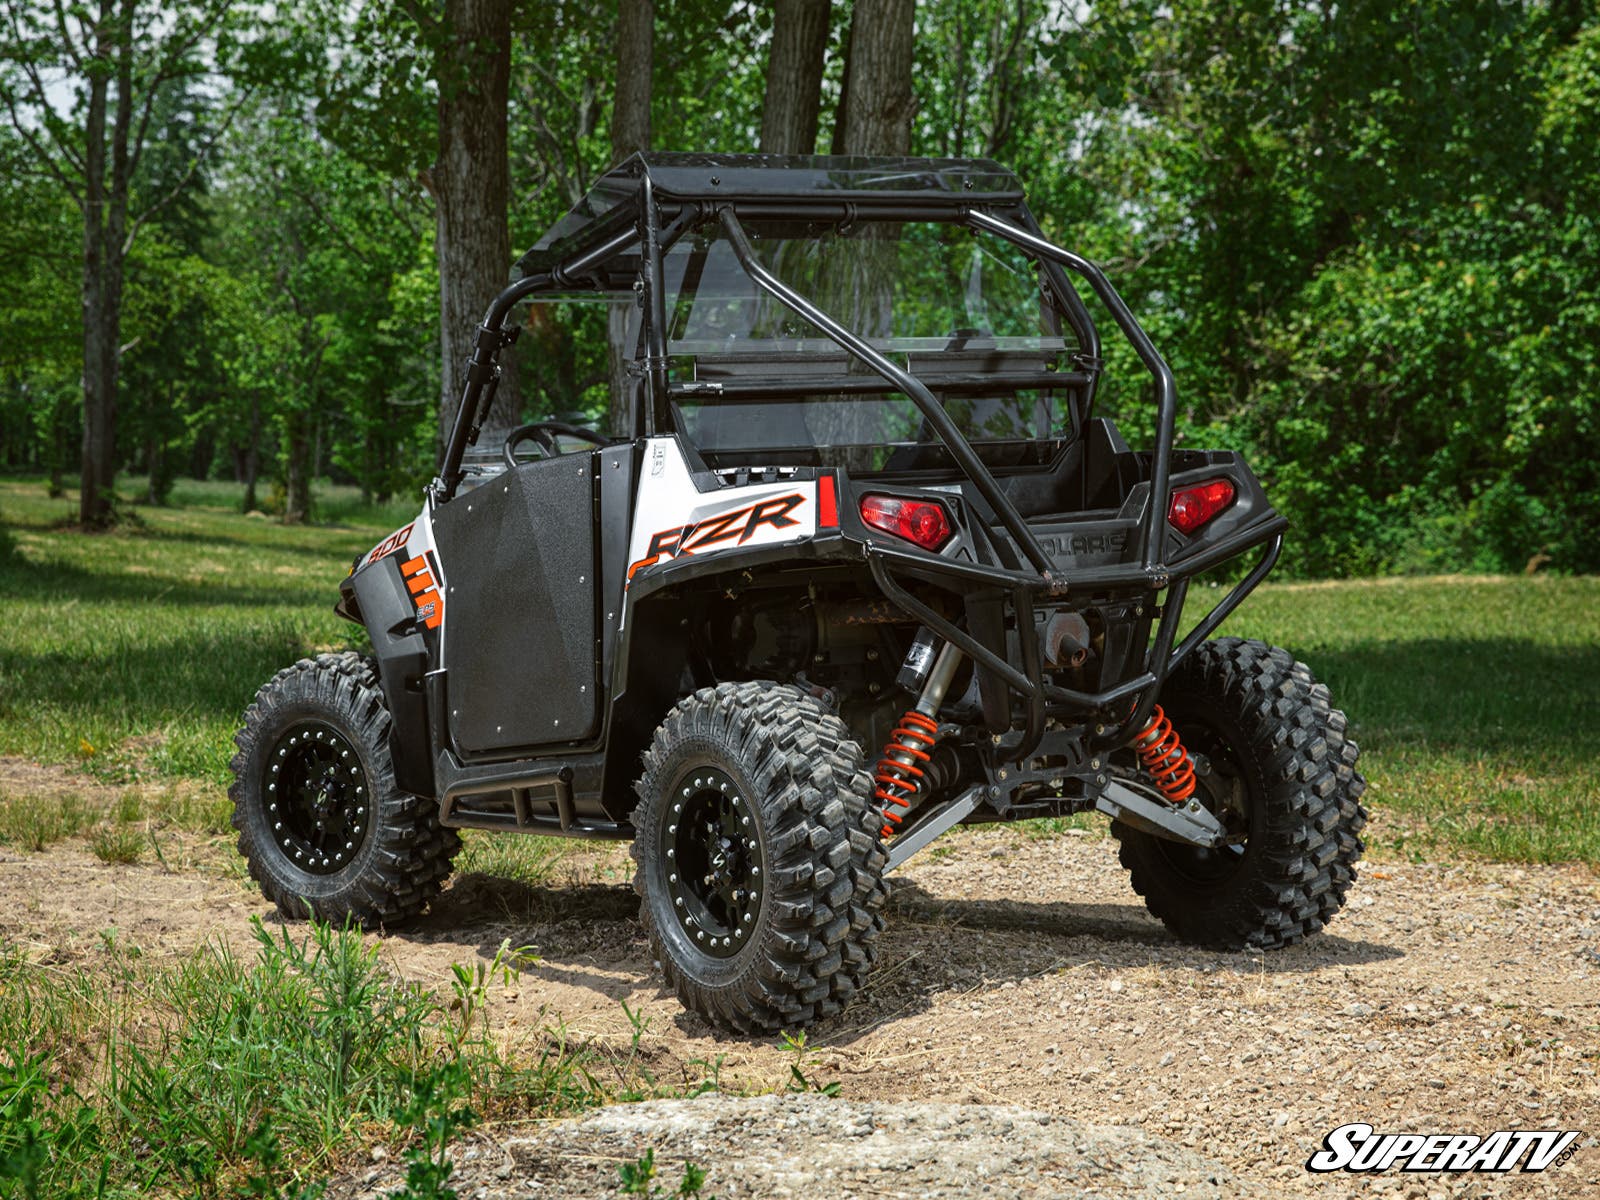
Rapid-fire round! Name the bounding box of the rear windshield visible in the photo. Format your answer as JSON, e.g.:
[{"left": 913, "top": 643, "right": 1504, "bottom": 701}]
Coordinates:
[{"left": 663, "top": 221, "right": 1082, "bottom": 471}]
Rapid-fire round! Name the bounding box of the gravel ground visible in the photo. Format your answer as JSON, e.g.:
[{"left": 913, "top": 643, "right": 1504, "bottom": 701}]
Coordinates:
[{"left": 3, "top": 780, "right": 1597, "bottom": 1199}]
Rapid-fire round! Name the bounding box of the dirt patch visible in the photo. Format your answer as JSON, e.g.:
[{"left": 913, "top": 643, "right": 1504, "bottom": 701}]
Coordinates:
[
  {"left": 333, "top": 1094, "right": 1254, "bottom": 1199},
  {"left": 0, "top": 756, "right": 112, "bottom": 804},
  {"left": 2, "top": 825, "right": 1597, "bottom": 1197}
]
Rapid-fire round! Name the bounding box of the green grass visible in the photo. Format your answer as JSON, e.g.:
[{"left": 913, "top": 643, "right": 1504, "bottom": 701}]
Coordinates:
[
  {"left": 1, "top": 475, "right": 1597, "bottom": 864},
  {"left": 0, "top": 475, "right": 400, "bottom": 784},
  {"left": 0, "top": 918, "right": 665, "bottom": 1198},
  {"left": 0, "top": 788, "right": 91, "bottom": 851},
  {"left": 1206, "top": 575, "right": 1600, "bottom": 863}
]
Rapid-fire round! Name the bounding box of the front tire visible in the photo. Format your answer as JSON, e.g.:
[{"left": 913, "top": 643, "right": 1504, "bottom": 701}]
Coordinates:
[
  {"left": 229, "top": 653, "right": 460, "bottom": 927},
  {"left": 1113, "top": 638, "right": 1367, "bottom": 949},
  {"left": 631, "top": 682, "right": 889, "bottom": 1033}
]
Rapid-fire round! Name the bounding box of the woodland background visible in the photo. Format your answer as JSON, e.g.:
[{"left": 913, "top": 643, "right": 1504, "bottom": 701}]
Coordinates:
[{"left": 2, "top": 0, "right": 1597, "bottom": 577}]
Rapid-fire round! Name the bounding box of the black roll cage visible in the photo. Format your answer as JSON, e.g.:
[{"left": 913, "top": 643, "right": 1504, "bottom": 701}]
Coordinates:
[{"left": 431, "top": 173, "right": 1284, "bottom": 757}]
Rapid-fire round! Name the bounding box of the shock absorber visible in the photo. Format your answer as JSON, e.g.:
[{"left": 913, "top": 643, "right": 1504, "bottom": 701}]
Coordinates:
[
  {"left": 1131, "top": 704, "right": 1196, "bottom": 804},
  {"left": 874, "top": 642, "right": 963, "bottom": 837}
]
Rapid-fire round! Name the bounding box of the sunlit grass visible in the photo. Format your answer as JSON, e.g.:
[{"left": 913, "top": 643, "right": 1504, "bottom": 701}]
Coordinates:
[
  {"left": 0, "top": 476, "right": 409, "bottom": 785},
  {"left": 1204, "top": 574, "right": 1600, "bottom": 863},
  {"left": 2, "top": 475, "right": 1597, "bottom": 864}
]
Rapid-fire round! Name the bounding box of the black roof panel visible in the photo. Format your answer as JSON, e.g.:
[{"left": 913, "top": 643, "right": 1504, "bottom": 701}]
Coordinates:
[{"left": 516, "top": 152, "right": 1025, "bottom": 279}]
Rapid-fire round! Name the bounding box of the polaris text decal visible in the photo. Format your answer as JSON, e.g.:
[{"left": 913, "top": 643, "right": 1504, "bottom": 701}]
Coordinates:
[
  {"left": 1306, "top": 1123, "right": 1582, "bottom": 1174},
  {"left": 628, "top": 493, "right": 805, "bottom": 581}
]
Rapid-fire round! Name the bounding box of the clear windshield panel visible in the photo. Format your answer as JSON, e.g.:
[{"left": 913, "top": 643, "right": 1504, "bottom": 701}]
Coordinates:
[
  {"left": 663, "top": 221, "right": 1079, "bottom": 467},
  {"left": 672, "top": 389, "right": 1072, "bottom": 472},
  {"left": 665, "top": 220, "right": 1063, "bottom": 352}
]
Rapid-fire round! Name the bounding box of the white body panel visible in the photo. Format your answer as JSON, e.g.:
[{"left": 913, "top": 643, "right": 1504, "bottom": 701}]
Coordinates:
[
  {"left": 360, "top": 503, "right": 447, "bottom": 634},
  {"left": 625, "top": 437, "right": 818, "bottom": 593}
]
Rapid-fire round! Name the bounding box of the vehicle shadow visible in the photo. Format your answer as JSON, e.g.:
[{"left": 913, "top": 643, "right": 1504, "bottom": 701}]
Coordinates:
[
  {"left": 395, "top": 870, "right": 1402, "bottom": 1044},
  {"left": 803, "top": 878, "right": 1405, "bottom": 1045}
]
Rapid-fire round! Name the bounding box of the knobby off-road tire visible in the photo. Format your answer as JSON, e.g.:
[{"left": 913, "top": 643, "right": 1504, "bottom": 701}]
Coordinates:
[
  {"left": 1113, "top": 637, "right": 1368, "bottom": 950},
  {"left": 631, "top": 681, "right": 889, "bottom": 1033},
  {"left": 230, "top": 652, "right": 460, "bottom": 927}
]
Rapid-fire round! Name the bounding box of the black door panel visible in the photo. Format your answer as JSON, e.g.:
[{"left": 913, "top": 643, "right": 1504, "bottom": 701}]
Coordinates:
[{"left": 432, "top": 455, "right": 598, "bottom": 753}]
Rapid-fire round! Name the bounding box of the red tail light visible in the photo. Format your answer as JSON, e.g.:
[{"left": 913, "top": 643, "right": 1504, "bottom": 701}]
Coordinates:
[
  {"left": 1168, "top": 478, "right": 1236, "bottom": 535},
  {"left": 859, "top": 494, "right": 952, "bottom": 551}
]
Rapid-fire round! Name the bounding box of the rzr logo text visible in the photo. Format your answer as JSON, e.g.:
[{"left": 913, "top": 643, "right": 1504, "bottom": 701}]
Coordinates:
[
  {"left": 628, "top": 493, "right": 805, "bottom": 581},
  {"left": 1306, "top": 1123, "right": 1581, "bottom": 1174}
]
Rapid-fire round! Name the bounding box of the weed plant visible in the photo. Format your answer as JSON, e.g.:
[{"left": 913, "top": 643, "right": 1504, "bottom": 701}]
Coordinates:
[{"left": 0, "top": 918, "right": 669, "bottom": 1199}]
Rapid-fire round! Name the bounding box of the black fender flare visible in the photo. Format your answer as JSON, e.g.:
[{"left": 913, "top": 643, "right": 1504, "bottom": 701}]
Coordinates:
[{"left": 341, "top": 555, "right": 434, "bottom": 798}]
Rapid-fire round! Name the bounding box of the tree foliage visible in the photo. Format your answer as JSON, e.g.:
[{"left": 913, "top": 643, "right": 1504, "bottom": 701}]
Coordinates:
[{"left": 0, "top": 0, "right": 1594, "bottom": 571}]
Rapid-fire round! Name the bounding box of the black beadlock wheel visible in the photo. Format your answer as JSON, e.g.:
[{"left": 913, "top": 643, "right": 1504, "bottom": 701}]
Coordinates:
[
  {"left": 1112, "top": 637, "right": 1368, "bottom": 950},
  {"left": 632, "top": 681, "right": 889, "bottom": 1033},
  {"left": 230, "top": 652, "right": 460, "bottom": 927},
  {"left": 263, "top": 720, "right": 370, "bottom": 874}
]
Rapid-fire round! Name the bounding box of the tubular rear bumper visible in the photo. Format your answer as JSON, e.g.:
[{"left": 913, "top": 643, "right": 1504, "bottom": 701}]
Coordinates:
[{"left": 860, "top": 515, "right": 1284, "bottom": 762}]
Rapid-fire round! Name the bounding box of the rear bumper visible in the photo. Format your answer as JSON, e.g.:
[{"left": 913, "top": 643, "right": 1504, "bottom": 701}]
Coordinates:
[{"left": 843, "top": 457, "right": 1286, "bottom": 760}]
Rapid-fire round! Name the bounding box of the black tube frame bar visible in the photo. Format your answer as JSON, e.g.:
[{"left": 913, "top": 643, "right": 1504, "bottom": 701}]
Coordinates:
[
  {"left": 867, "top": 531, "right": 1281, "bottom": 754},
  {"left": 716, "top": 207, "right": 1057, "bottom": 578},
  {"left": 669, "top": 370, "right": 1093, "bottom": 400},
  {"left": 964, "top": 209, "right": 1177, "bottom": 578},
  {"left": 435, "top": 225, "right": 640, "bottom": 499}
]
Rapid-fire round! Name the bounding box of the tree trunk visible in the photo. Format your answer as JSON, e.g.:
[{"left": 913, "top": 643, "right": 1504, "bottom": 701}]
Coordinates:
[
  {"left": 283, "top": 410, "right": 312, "bottom": 525},
  {"left": 49, "top": 389, "right": 70, "bottom": 498},
  {"left": 613, "top": 0, "right": 652, "bottom": 161},
  {"left": 821, "top": 0, "right": 915, "bottom": 471},
  {"left": 427, "top": 0, "right": 518, "bottom": 458},
  {"left": 608, "top": 0, "right": 653, "bottom": 438},
  {"left": 79, "top": 1, "right": 112, "bottom": 526},
  {"left": 143, "top": 431, "right": 160, "bottom": 504},
  {"left": 77, "top": 0, "right": 137, "bottom": 527},
  {"left": 760, "top": 0, "right": 832, "bottom": 154},
  {"left": 834, "top": 0, "right": 916, "bottom": 157},
  {"left": 242, "top": 395, "right": 261, "bottom": 513}
]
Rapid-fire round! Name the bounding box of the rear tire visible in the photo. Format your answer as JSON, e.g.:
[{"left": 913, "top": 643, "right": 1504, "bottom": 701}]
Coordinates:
[
  {"left": 1113, "top": 638, "right": 1367, "bottom": 949},
  {"left": 230, "top": 653, "right": 459, "bottom": 927},
  {"left": 631, "top": 682, "right": 888, "bottom": 1033}
]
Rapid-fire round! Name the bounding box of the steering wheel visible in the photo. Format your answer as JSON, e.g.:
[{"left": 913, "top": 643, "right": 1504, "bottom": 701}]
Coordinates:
[{"left": 502, "top": 421, "right": 612, "bottom": 470}]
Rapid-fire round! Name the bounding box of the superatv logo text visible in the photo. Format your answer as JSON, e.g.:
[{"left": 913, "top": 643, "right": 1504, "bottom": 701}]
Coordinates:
[
  {"left": 1306, "top": 1124, "right": 1581, "bottom": 1174},
  {"left": 627, "top": 493, "right": 805, "bottom": 581}
]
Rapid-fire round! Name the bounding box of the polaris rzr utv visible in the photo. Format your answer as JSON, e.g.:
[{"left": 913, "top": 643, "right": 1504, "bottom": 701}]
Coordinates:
[{"left": 231, "top": 153, "right": 1367, "bottom": 1033}]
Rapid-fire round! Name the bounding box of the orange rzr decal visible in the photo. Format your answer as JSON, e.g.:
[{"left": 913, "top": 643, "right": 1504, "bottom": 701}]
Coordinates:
[
  {"left": 627, "top": 493, "right": 805, "bottom": 581},
  {"left": 399, "top": 553, "right": 444, "bottom": 630}
]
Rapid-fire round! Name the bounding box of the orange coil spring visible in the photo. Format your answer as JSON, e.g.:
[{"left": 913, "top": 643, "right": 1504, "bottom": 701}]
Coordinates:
[
  {"left": 874, "top": 710, "right": 941, "bottom": 837},
  {"left": 1132, "top": 704, "right": 1196, "bottom": 804}
]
